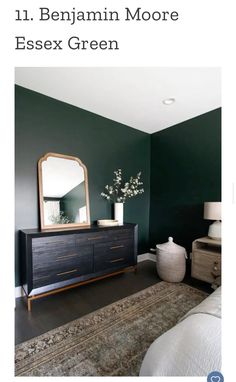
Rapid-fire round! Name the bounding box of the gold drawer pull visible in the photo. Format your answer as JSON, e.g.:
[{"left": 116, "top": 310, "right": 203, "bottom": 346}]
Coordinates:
[
  {"left": 110, "top": 257, "right": 124, "bottom": 263},
  {"left": 87, "top": 236, "right": 105, "bottom": 241},
  {"left": 56, "top": 254, "right": 77, "bottom": 261},
  {"left": 110, "top": 245, "right": 124, "bottom": 250},
  {"left": 57, "top": 269, "right": 78, "bottom": 276}
]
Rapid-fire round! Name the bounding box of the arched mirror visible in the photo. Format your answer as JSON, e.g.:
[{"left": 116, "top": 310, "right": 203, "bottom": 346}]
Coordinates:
[{"left": 38, "top": 153, "right": 90, "bottom": 230}]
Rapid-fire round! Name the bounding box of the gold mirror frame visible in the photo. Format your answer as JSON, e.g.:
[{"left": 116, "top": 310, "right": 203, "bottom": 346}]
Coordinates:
[{"left": 38, "top": 152, "right": 91, "bottom": 230}]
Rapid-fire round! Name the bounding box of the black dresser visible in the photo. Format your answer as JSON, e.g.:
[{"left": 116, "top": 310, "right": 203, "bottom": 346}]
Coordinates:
[{"left": 20, "top": 223, "right": 138, "bottom": 310}]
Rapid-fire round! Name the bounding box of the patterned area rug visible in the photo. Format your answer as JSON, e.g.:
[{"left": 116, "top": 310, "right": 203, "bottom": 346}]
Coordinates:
[{"left": 15, "top": 282, "right": 207, "bottom": 376}]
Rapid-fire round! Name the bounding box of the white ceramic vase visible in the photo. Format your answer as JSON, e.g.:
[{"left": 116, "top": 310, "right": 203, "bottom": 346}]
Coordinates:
[{"left": 114, "top": 202, "right": 124, "bottom": 225}]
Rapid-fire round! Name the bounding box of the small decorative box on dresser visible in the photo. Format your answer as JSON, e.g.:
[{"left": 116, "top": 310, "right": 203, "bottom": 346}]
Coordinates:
[
  {"left": 191, "top": 237, "right": 221, "bottom": 287},
  {"left": 20, "top": 223, "right": 138, "bottom": 311}
]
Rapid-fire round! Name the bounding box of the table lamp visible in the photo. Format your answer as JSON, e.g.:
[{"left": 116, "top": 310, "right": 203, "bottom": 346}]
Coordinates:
[{"left": 204, "top": 202, "right": 221, "bottom": 240}]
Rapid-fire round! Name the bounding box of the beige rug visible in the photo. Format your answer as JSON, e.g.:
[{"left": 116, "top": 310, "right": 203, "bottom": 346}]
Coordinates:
[{"left": 15, "top": 282, "right": 208, "bottom": 376}]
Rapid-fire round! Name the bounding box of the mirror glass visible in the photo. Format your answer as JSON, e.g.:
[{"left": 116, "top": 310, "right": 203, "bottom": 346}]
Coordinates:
[{"left": 38, "top": 153, "right": 90, "bottom": 229}]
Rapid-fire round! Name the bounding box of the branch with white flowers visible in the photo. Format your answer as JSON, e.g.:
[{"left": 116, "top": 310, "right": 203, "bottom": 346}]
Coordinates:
[{"left": 101, "top": 169, "right": 144, "bottom": 203}]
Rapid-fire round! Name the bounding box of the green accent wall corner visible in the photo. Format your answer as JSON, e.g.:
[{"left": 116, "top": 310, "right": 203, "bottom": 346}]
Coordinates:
[{"left": 149, "top": 108, "right": 221, "bottom": 252}]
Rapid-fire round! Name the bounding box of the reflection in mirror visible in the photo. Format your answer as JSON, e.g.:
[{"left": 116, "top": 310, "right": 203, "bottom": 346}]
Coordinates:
[{"left": 38, "top": 153, "right": 90, "bottom": 229}]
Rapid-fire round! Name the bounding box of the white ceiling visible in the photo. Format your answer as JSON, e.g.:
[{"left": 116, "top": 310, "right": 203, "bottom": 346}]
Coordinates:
[{"left": 15, "top": 67, "right": 221, "bottom": 134}]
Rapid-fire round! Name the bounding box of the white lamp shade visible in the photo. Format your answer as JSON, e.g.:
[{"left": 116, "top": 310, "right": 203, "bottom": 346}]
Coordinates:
[{"left": 204, "top": 202, "right": 221, "bottom": 220}]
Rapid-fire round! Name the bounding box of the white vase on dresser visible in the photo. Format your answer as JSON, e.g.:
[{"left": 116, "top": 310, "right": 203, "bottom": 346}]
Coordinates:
[{"left": 114, "top": 202, "right": 124, "bottom": 225}]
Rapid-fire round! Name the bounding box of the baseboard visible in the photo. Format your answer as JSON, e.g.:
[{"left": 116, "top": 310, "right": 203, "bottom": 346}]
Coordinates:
[
  {"left": 15, "top": 286, "right": 25, "bottom": 299},
  {"left": 138, "top": 252, "right": 156, "bottom": 263},
  {"left": 15, "top": 254, "right": 156, "bottom": 298}
]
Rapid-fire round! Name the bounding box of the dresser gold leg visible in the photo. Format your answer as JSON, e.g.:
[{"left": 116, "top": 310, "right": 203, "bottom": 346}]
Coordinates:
[{"left": 27, "top": 298, "right": 32, "bottom": 312}]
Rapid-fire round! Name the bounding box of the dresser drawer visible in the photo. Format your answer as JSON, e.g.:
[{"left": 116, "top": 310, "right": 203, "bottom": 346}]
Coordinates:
[
  {"left": 32, "top": 235, "right": 75, "bottom": 260},
  {"left": 94, "top": 239, "right": 134, "bottom": 272},
  {"left": 108, "top": 228, "right": 133, "bottom": 241},
  {"left": 75, "top": 231, "right": 109, "bottom": 245},
  {"left": 33, "top": 248, "right": 93, "bottom": 288},
  {"left": 32, "top": 245, "right": 77, "bottom": 264},
  {"left": 32, "top": 234, "right": 75, "bottom": 248},
  {"left": 191, "top": 250, "right": 221, "bottom": 283},
  {"left": 33, "top": 244, "right": 92, "bottom": 270}
]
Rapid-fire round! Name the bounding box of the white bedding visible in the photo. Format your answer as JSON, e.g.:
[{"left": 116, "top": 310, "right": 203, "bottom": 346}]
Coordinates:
[{"left": 139, "top": 287, "right": 221, "bottom": 376}]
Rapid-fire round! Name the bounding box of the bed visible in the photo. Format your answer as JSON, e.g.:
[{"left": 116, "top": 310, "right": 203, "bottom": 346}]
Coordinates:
[{"left": 139, "top": 287, "right": 221, "bottom": 376}]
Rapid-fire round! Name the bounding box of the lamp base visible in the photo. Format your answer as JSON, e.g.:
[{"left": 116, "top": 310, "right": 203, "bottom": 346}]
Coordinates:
[{"left": 208, "top": 220, "right": 221, "bottom": 240}]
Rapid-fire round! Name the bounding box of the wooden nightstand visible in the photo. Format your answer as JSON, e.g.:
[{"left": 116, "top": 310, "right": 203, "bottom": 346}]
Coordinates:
[{"left": 191, "top": 237, "right": 221, "bottom": 288}]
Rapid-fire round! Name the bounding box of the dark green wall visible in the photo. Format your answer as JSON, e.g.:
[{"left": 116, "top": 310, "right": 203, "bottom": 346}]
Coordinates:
[
  {"left": 61, "top": 181, "right": 86, "bottom": 222},
  {"left": 149, "top": 109, "right": 221, "bottom": 253},
  {"left": 15, "top": 85, "right": 150, "bottom": 286}
]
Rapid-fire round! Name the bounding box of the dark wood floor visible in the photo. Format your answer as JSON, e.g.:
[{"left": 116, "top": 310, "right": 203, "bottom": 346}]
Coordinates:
[{"left": 15, "top": 260, "right": 212, "bottom": 345}]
